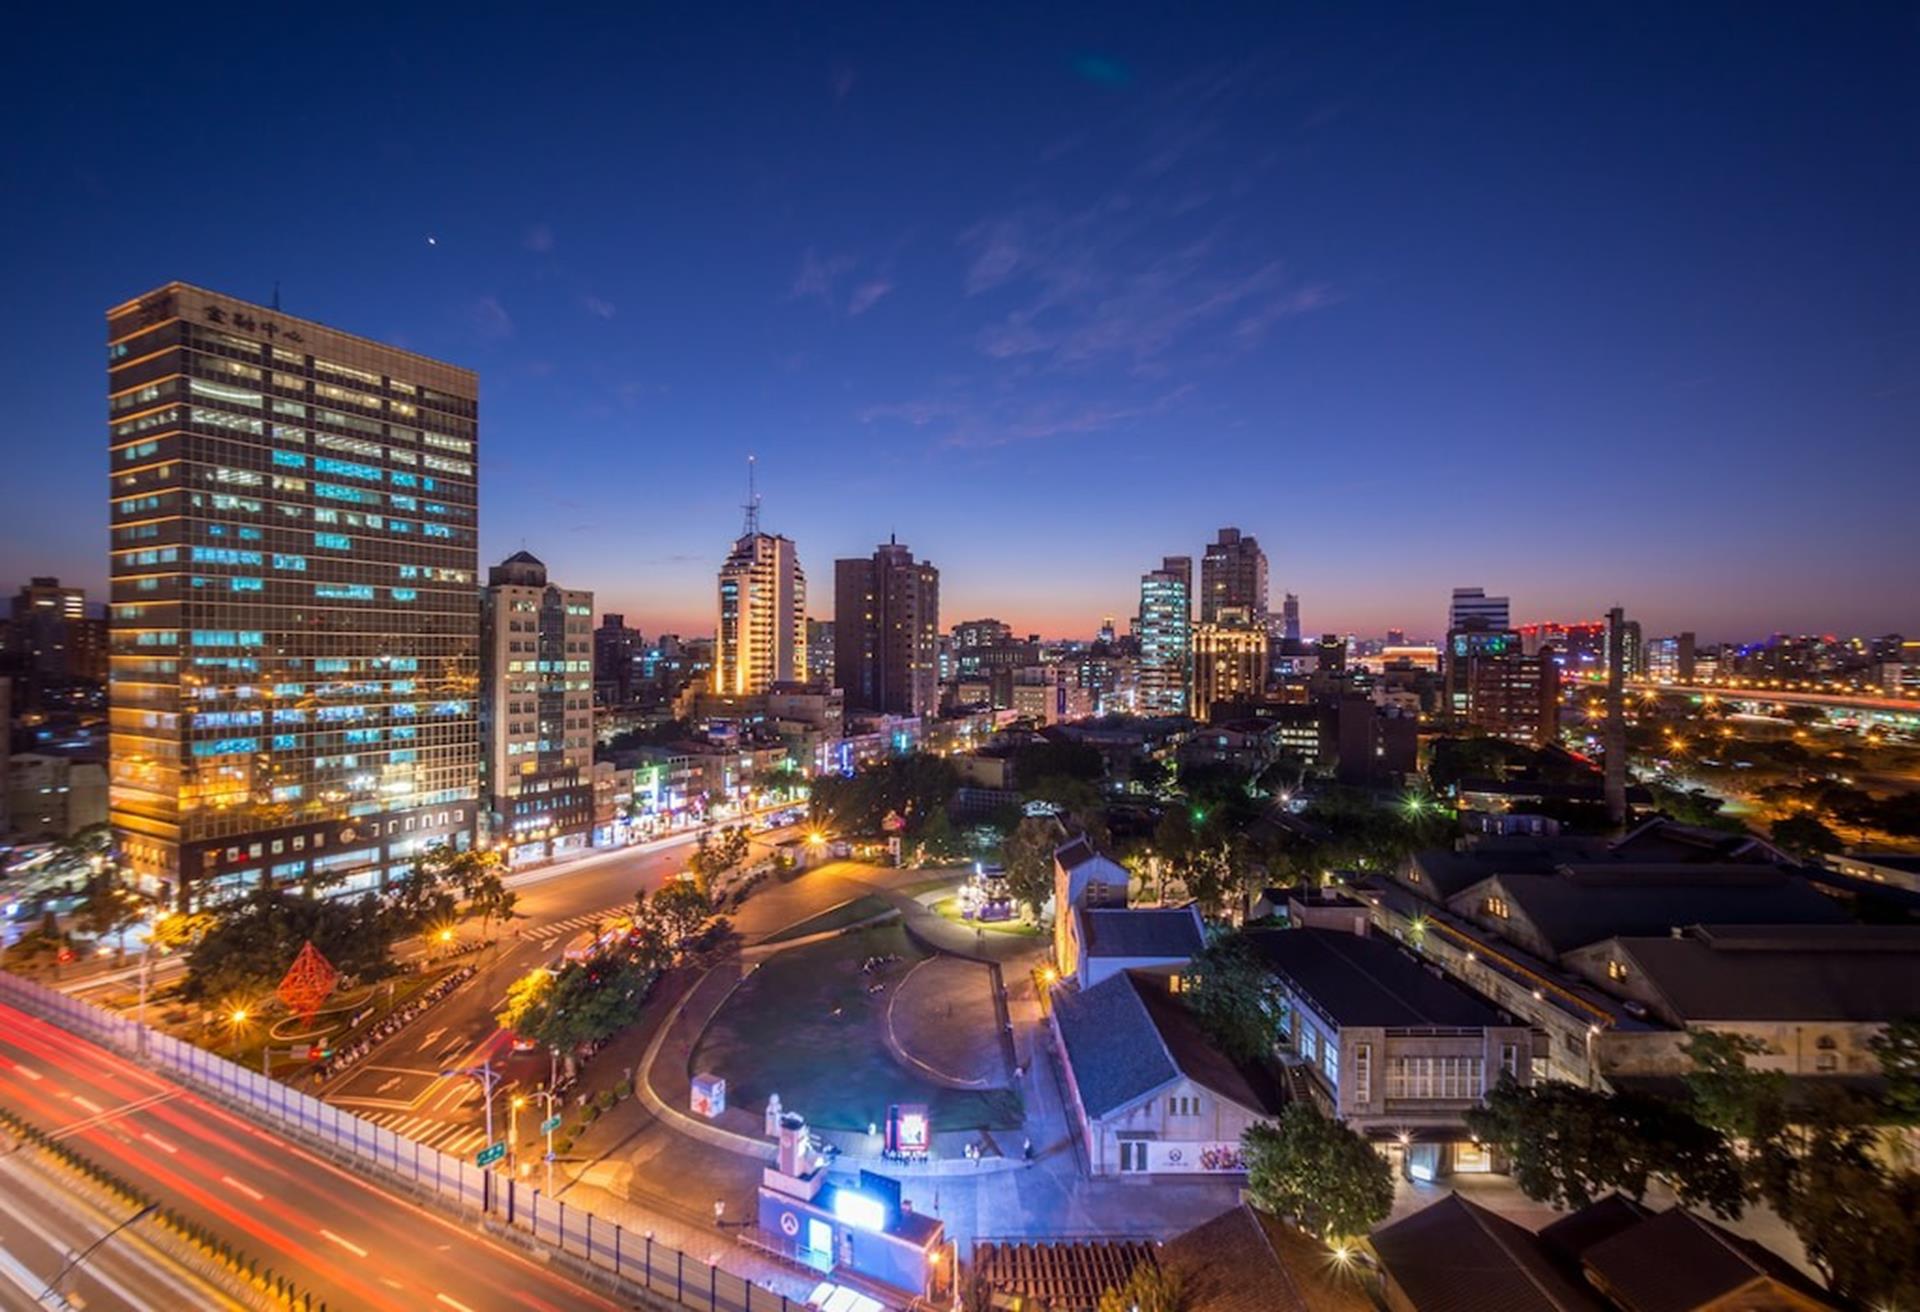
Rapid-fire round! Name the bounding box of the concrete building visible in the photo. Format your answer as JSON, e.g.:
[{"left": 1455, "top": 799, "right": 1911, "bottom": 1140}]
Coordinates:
[
  {"left": 833, "top": 537, "right": 939, "bottom": 717},
  {"left": 1051, "top": 970, "right": 1284, "bottom": 1176},
  {"left": 1448, "top": 587, "right": 1511, "bottom": 633},
  {"left": 1072, "top": 906, "right": 1206, "bottom": 989},
  {"left": 1136, "top": 556, "right": 1192, "bottom": 716},
  {"left": 592, "top": 613, "right": 641, "bottom": 706},
  {"left": 1199, "top": 527, "right": 1268, "bottom": 624},
  {"left": 10, "top": 578, "right": 87, "bottom": 682},
  {"left": 1249, "top": 925, "right": 1531, "bottom": 1177},
  {"left": 6, "top": 754, "right": 109, "bottom": 839},
  {"left": 481, "top": 551, "right": 594, "bottom": 865},
  {"left": 106, "top": 283, "right": 480, "bottom": 906},
  {"left": 1280, "top": 592, "right": 1301, "bottom": 644},
  {"left": 1051, "top": 835, "right": 1130, "bottom": 978},
  {"left": 1192, "top": 609, "right": 1269, "bottom": 723},
  {"left": 715, "top": 523, "right": 806, "bottom": 696}
]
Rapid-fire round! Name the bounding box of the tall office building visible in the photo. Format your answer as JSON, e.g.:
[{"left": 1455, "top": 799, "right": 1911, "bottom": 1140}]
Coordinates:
[
  {"left": 106, "top": 283, "right": 480, "bottom": 906},
  {"left": 1192, "top": 608, "right": 1269, "bottom": 723},
  {"left": 1281, "top": 592, "right": 1301, "bottom": 644},
  {"left": 1200, "top": 527, "right": 1269, "bottom": 624},
  {"left": 1448, "top": 587, "right": 1510, "bottom": 633},
  {"left": 1137, "top": 556, "right": 1193, "bottom": 716},
  {"left": 834, "top": 537, "right": 940, "bottom": 717},
  {"left": 714, "top": 485, "right": 806, "bottom": 696},
  {"left": 10, "top": 578, "right": 87, "bottom": 682},
  {"left": 482, "top": 552, "right": 594, "bottom": 865}
]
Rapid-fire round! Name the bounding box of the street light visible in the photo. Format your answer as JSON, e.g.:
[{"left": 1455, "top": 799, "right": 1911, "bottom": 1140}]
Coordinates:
[{"left": 441, "top": 1060, "right": 505, "bottom": 1164}]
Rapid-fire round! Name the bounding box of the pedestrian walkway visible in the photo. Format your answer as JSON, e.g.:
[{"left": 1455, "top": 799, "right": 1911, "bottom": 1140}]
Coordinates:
[
  {"left": 355, "top": 1108, "right": 496, "bottom": 1156},
  {"left": 524, "top": 902, "right": 635, "bottom": 949}
]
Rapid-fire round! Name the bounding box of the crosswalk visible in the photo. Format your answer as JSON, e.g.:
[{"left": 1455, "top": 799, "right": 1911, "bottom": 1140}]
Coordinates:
[
  {"left": 526, "top": 902, "right": 633, "bottom": 948},
  {"left": 357, "top": 1108, "right": 497, "bottom": 1157}
]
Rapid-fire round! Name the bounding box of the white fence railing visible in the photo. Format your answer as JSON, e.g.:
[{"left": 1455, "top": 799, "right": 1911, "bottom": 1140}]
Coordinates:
[{"left": 0, "top": 971, "right": 800, "bottom": 1312}]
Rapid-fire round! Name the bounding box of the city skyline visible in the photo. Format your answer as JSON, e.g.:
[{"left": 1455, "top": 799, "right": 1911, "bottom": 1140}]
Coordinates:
[{"left": 5, "top": 6, "right": 1918, "bottom": 641}]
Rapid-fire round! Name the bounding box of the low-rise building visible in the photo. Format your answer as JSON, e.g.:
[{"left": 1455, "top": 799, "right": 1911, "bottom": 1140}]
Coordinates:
[
  {"left": 1074, "top": 906, "right": 1205, "bottom": 988},
  {"left": 1248, "top": 926, "right": 1531, "bottom": 1179},
  {"left": 1052, "top": 835, "right": 1130, "bottom": 978},
  {"left": 1050, "top": 969, "right": 1284, "bottom": 1176},
  {"left": 6, "top": 753, "right": 109, "bottom": 839}
]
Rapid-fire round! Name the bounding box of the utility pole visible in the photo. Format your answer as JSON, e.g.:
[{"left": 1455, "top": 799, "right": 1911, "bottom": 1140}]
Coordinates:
[{"left": 441, "top": 1059, "right": 504, "bottom": 1159}]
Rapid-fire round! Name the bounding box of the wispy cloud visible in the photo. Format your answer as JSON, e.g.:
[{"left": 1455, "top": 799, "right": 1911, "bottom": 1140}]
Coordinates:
[
  {"left": 524, "top": 223, "right": 554, "bottom": 253},
  {"left": 583, "top": 295, "right": 617, "bottom": 320},
  {"left": 860, "top": 386, "right": 1193, "bottom": 450},
  {"left": 469, "top": 295, "right": 513, "bottom": 341},
  {"left": 847, "top": 280, "right": 894, "bottom": 316},
  {"left": 790, "top": 248, "right": 856, "bottom": 305}
]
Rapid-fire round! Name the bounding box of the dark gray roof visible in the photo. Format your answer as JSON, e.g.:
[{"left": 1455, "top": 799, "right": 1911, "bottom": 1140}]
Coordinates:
[
  {"left": 1160, "top": 1204, "right": 1374, "bottom": 1312},
  {"left": 1407, "top": 843, "right": 1585, "bottom": 900},
  {"left": 1372, "top": 1194, "right": 1607, "bottom": 1312},
  {"left": 500, "top": 549, "right": 544, "bottom": 566},
  {"left": 1054, "top": 835, "right": 1100, "bottom": 869},
  {"left": 1610, "top": 818, "right": 1784, "bottom": 865},
  {"left": 1580, "top": 1207, "right": 1836, "bottom": 1312},
  {"left": 1052, "top": 972, "right": 1282, "bottom": 1120},
  {"left": 1535, "top": 1194, "right": 1652, "bottom": 1265},
  {"left": 1840, "top": 850, "right": 1920, "bottom": 874},
  {"left": 1485, "top": 866, "right": 1848, "bottom": 955},
  {"left": 1245, "top": 928, "right": 1507, "bottom": 1029},
  {"left": 1608, "top": 924, "right": 1920, "bottom": 1022},
  {"left": 1081, "top": 907, "right": 1205, "bottom": 960}
]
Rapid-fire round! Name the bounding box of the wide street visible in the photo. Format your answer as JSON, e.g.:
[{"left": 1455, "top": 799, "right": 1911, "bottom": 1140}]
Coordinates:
[
  {"left": 0, "top": 998, "right": 623, "bottom": 1312},
  {"left": 321, "top": 824, "right": 804, "bottom": 1158}
]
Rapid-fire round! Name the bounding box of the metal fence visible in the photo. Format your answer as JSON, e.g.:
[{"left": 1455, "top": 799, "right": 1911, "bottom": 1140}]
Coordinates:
[{"left": 0, "top": 971, "right": 798, "bottom": 1312}]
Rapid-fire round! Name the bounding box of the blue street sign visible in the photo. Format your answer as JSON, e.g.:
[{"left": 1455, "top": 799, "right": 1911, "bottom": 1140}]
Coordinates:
[{"left": 476, "top": 1141, "right": 506, "bottom": 1167}]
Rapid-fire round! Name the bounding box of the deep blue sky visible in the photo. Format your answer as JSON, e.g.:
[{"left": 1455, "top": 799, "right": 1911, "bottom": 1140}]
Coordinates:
[{"left": 3, "top": 4, "right": 1915, "bottom": 642}]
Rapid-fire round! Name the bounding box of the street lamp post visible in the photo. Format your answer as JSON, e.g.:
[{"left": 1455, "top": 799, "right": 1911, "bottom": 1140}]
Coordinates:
[
  {"left": 525, "top": 1086, "right": 560, "bottom": 1197},
  {"left": 441, "top": 1059, "right": 504, "bottom": 1162}
]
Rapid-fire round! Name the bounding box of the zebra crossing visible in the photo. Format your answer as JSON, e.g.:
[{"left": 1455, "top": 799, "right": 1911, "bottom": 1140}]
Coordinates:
[
  {"left": 528, "top": 902, "right": 633, "bottom": 947},
  {"left": 358, "top": 1108, "right": 496, "bottom": 1156}
]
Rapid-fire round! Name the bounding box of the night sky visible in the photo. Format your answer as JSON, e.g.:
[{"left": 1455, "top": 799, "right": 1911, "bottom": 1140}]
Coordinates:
[{"left": 3, "top": 5, "right": 1915, "bottom": 642}]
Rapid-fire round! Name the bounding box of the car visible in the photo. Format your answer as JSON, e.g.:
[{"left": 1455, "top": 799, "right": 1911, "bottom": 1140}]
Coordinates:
[{"left": 510, "top": 1034, "right": 539, "bottom": 1053}]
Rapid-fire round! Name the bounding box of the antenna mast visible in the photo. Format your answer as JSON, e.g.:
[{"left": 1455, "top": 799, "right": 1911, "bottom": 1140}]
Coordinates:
[{"left": 741, "top": 455, "right": 762, "bottom": 536}]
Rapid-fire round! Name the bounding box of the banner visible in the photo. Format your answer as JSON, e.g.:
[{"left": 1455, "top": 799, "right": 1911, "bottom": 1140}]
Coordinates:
[{"left": 1145, "top": 1140, "right": 1245, "bottom": 1173}]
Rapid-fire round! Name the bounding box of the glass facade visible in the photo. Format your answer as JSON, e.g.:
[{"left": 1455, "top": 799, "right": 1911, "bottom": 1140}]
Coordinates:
[
  {"left": 106, "top": 283, "right": 479, "bottom": 906},
  {"left": 1137, "top": 555, "right": 1192, "bottom": 715}
]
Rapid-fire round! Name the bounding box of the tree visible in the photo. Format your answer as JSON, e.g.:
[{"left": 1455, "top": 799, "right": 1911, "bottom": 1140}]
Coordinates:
[
  {"left": 1766, "top": 1110, "right": 1920, "bottom": 1307},
  {"left": 1769, "top": 814, "right": 1841, "bottom": 857},
  {"left": 1242, "top": 1106, "right": 1393, "bottom": 1240},
  {"left": 1182, "top": 934, "right": 1278, "bottom": 1062},
  {"left": 461, "top": 867, "right": 517, "bottom": 937},
  {"left": 181, "top": 888, "right": 396, "bottom": 1001},
  {"left": 1869, "top": 1017, "right": 1920, "bottom": 1125},
  {"left": 75, "top": 874, "right": 143, "bottom": 957},
  {"left": 646, "top": 880, "right": 713, "bottom": 954},
  {"left": 999, "top": 816, "right": 1065, "bottom": 920},
  {"left": 1096, "top": 1263, "right": 1185, "bottom": 1312},
  {"left": 1466, "top": 1079, "right": 1744, "bottom": 1218},
  {"left": 1682, "top": 1030, "right": 1787, "bottom": 1144},
  {"left": 1, "top": 927, "right": 66, "bottom": 978},
  {"left": 686, "top": 825, "right": 751, "bottom": 891},
  {"left": 497, "top": 955, "right": 652, "bottom": 1055}
]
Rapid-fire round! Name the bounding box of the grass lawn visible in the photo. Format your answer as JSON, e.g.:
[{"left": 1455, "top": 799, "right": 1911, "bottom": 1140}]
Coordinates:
[
  {"left": 930, "top": 897, "right": 1042, "bottom": 936},
  {"left": 692, "top": 923, "right": 1022, "bottom": 1132},
  {"left": 762, "top": 893, "right": 896, "bottom": 944}
]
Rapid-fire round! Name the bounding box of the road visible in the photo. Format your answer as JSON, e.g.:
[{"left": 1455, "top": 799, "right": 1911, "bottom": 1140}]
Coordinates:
[
  {"left": 322, "top": 825, "right": 803, "bottom": 1160},
  {"left": 0, "top": 1141, "right": 244, "bottom": 1311},
  {"left": 0, "top": 998, "right": 626, "bottom": 1312}
]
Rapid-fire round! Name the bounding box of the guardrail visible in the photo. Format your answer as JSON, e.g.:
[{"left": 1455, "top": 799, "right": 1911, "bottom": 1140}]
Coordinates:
[{"left": 0, "top": 971, "right": 804, "bottom": 1312}]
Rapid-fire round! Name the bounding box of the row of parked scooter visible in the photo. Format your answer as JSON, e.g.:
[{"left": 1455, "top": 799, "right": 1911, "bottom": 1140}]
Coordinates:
[{"left": 310, "top": 963, "right": 478, "bottom": 1081}]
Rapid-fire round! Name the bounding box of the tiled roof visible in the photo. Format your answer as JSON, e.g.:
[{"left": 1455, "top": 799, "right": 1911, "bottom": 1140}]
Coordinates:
[
  {"left": 1245, "top": 928, "right": 1507, "bottom": 1029},
  {"left": 1605, "top": 924, "right": 1920, "bottom": 1022},
  {"left": 1485, "top": 865, "right": 1847, "bottom": 955},
  {"left": 1534, "top": 1194, "right": 1651, "bottom": 1265},
  {"left": 1161, "top": 1204, "right": 1373, "bottom": 1312},
  {"left": 1052, "top": 972, "right": 1283, "bottom": 1120},
  {"left": 1372, "top": 1194, "right": 1607, "bottom": 1312},
  {"left": 1580, "top": 1207, "right": 1837, "bottom": 1312},
  {"left": 1081, "top": 907, "right": 1205, "bottom": 960},
  {"left": 1054, "top": 835, "right": 1100, "bottom": 869}
]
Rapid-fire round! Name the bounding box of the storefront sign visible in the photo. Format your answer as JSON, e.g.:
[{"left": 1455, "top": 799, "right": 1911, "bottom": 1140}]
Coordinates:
[{"left": 1146, "top": 1140, "right": 1245, "bottom": 1173}]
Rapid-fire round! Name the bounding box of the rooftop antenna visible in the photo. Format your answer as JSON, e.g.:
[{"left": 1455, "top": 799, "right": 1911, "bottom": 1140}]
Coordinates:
[
  {"left": 741, "top": 455, "right": 762, "bottom": 536},
  {"left": 271, "top": 280, "right": 282, "bottom": 312}
]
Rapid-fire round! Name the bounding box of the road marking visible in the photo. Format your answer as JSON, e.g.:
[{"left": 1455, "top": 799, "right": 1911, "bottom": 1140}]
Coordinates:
[
  {"left": 13, "top": 1066, "right": 40, "bottom": 1082},
  {"left": 376, "top": 1076, "right": 402, "bottom": 1094},
  {"left": 319, "top": 1229, "right": 369, "bottom": 1258},
  {"left": 141, "top": 1131, "right": 178, "bottom": 1154},
  {"left": 417, "top": 1028, "right": 445, "bottom": 1051},
  {"left": 436, "top": 1295, "right": 476, "bottom": 1312},
  {"left": 221, "top": 1175, "right": 265, "bottom": 1202},
  {"left": 69, "top": 1095, "right": 103, "bottom": 1114}
]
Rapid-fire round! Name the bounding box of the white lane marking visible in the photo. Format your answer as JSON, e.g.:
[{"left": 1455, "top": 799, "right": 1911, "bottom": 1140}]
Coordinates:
[
  {"left": 141, "top": 1132, "right": 178, "bottom": 1154},
  {"left": 416, "top": 1028, "right": 445, "bottom": 1051},
  {"left": 221, "top": 1175, "right": 265, "bottom": 1202},
  {"left": 13, "top": 1066, "right": 41, "bottom": 1082},
  {"left": 375, "top": 1076, "right": 402, "bottom": 1094},
  {"left": 319, "top": 1228, "right": 369, "bottom": 1258},
  {"left": 437, "top": 1294, "right": 476, "bottom": 1312},
  {"left": 69, "top": 1095, "right": 103, "bottom": 1114}
]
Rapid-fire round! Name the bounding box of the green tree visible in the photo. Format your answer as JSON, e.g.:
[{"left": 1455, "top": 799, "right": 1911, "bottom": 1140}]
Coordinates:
[
  {"left": 1682, "top": 1030, "right": 1787, "bottom": 1144},
  {"left": 1181, "top": 934, "right": 1278, "bottom": 1062},
  {"left": 687, "top": 825, "right": 752, "bottom": 891},
  {"left": 647, "top": 880, "right": 714, "bottom": 954},
  {"left": 999, "top": 815, "right": 1065, "bottom": 919},
  {"left": 497, "top": 955, "right": 652, "bottom": 1054},
  {"left": 1467, "top": 1079, "right": 1744, "bottom": 1218},
  {"left": 1766, "top": 1113, "right": 1920, "bottom": 1306},
  {"left": 1769, "top": 813, "right": 1841, "bottom": 857},
  {"left": 1, "top": 927, "right": 66, "bottom": 978},
  {"left": 75, "top": 874, "right": 143, "bottom": 957},
  {"left": 1096, "top": 1263, "right": 1185, "bottom": 1312},
  {"left": 1242, "top": 1105, "right": 1393, "bottom": 1240},
  {"left": 1869, "top": 1017, "right": 1920, "bottom": 1125},
  {"left": 461, "top": 866, "right": 518, "bottom": 937},
  {"left": 181, "top": 889, "right": 395, "bottom": 1001}
]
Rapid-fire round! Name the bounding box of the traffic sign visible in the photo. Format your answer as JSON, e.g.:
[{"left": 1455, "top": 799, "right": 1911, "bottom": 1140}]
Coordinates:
[
  {"left": 540, "top": 1115, "right": 562, "bottom": 1134},
  {"left": 476, "top": 1142, "right": 506, "bottom": 1167}
]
